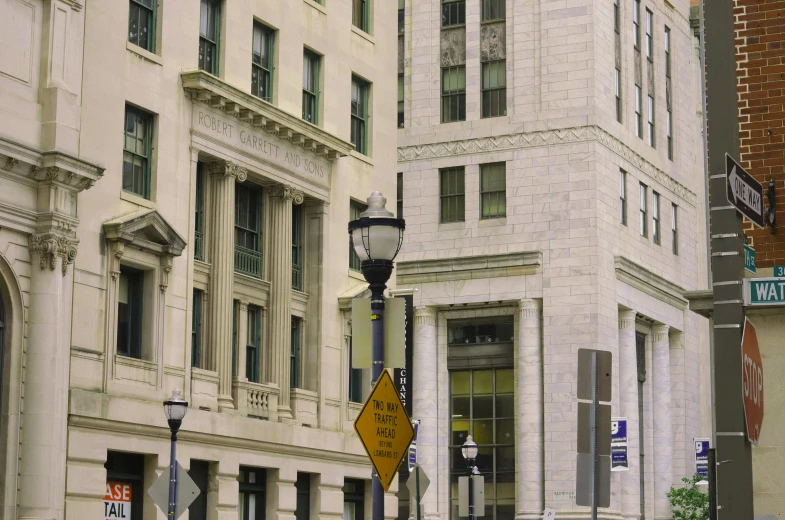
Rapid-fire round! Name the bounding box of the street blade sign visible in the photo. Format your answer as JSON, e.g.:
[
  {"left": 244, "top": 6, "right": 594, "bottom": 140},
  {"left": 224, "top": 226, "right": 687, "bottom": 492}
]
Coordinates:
[
  {"left": 354, "top": 370, "right": 415, "bottom": 491},
  {"left": 741, "top": 318, "right": 764, "bottom": 445},
  {"left": 726, "top": 154, "right": 764, "bottom": 228}
]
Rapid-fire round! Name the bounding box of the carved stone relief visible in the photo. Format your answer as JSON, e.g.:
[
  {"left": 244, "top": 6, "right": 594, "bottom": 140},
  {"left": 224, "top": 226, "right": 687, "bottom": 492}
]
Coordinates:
[
  {"left": 480, "top": 22, "right": 506, "bottom": 62},
  {"left": 398, "top": 35, "right": 405, "bottom": 74},
  {"left": 29, "top": 232, "right": 79, "bottom": 276},
  {"left": 441, "top": 28, "right": 466, "bottom": 67}
]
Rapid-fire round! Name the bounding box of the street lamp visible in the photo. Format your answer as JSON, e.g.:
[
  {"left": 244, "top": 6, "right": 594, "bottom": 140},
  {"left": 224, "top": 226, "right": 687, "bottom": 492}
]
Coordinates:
[
  {"left": 163, "top": 388, "right": 188, "bottom": 518},
  {"left": 462, "top": 436, "right": 480, "bottom": 520},
  {"left": 348, "top": 191, "right": 405, "bottom": 520}
]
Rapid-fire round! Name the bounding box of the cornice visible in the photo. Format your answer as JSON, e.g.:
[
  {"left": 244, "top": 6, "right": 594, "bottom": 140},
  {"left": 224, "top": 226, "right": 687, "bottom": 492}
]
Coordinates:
[
  {"left": 181, "top": 70, "right": 353, "bottom": 160},
  {"left": 614, "top": 256, "right": 688, "bottom": 310},
  {"left": 397, "top": 125, "right": 697, "bottom": 207},
  {"left": 396, "top": 251, "right": 541, "bottom": 284}
]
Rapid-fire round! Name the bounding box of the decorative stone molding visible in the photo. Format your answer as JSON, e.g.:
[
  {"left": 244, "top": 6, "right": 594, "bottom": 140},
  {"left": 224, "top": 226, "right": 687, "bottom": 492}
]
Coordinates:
[
  {"left": 103, "top": 210, "right": 187, "bottom": 258},
  {"left": 397, "top": 251, "right": 541, "bottom": 284},
  {"left": 109, "top": 242, "right": 124, "bottom": 281},
  {"left": 614, "top": 256, "right": 689, "bottom": 310},
  {"left": 652, "top": 324, "right": 670, "bottom": 344},
  {"left": 61, "top": 0, "right": 83, "bottom": 11},
  {"left": 269, "top": 185, "right": 305, "bottom": 205},
  {"left": 28, "top": 232, "right": 78, "bottom": 275},
  {"left": 2, "top": 157, "right": 18, "bottom": 171},
  {"left": 159, "top": 256, "right": 173, "bottom": 293},
  {"left": 480, "top": 22, "right": 506, "bottom": 61},
  {"left": 397, "top": 125, "right": 698, "bottom": 207},
  {"left": 619, "top": 308, "right": 637, "bottom": 329},
  {"left": 441, "top": 28, "right": 467, "bottom": 67},
  {"left": 414, "top": 307, "right": 436, "bottom": 327},
  {"left": 518, "top": 299, "right": 538, "bottom": 319},
  {"left": 207, "top": 160, "right": 248, "bottom": 183}
]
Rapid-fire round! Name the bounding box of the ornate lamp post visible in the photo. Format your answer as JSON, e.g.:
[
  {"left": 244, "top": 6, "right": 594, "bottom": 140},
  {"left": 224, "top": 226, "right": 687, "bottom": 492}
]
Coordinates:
[
  {"left": 163, "top": 388, "right": 188, "bottom": 518},
  {"left": 462, "top": 435, "right": 480, "bottom": 520}
]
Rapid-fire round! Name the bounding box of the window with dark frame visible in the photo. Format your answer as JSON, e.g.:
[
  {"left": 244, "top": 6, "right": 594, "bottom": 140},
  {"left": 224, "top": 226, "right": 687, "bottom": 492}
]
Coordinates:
[
  {"left": 481, "top": 60, "right": 506, "bottom": 118},
  {"left": 397, "top": 172, "right": 404, "bottom": 219},
  {"left": 295, "top": 473, "right": 311, "bottom": 520},
  {"left": 614, "top": 0, "right": 621, "bottom": 122},
  {"left": 128, "top": 0, "right": 155, "bottom": 52},
  {"left": 639, "top": 183, "right": 648, "bottom": 237},
  {"left": 343, "top": 479, "right": 365, "bottom": 520},
  {"left": 635, "top": 85, "right": 642, "bottom": 139},
  {"left": 348, "top": 335, "right": 363, "bottom": 403},
  {"left": 123, "top": 105, "right": 153, "bottom": 199},
  {"left": 652, "top": 191, "right": 661, "bottom": 245},
  {"left": 442, "top": 0, "right": 466, "bottom": 27},
  {"left": 105, "top": 451, "right": 145, "bottom": 520},
  {"left": 238, "top": 467, "right": 266, "bottom": 520},
  {"left": 232, "top": 300, "right": 238, "bottom": 378},
  {"left": 440, "top": 167, "right": 465, "bottom": 223},
  {"left": 117, "top": 266, "right": 144, "bottom": 359},
  {"left": 247, "top": 305, "right": 261, "bottom": 383},
  {"left": 188, "top": 461, "right": 210, "bottom": 520},
  {"left": 633, "top": 0, "right": 640, "bottom": 49},
  {"left": 352, "top": 0, "right": 370, "bottom": 33},
  {"left": 398, "top": 74, "right": 405, "bottom": 128},
  {"left": 235, "top": 183, "right": 263, "bottom": 278},
  {"left": 252, "top": 22, "right": 274, "bottom": 103},
  {"left": 480, "top": 163, "right": 506, "bottom": 219},
  {"left": 292, "top": 205, "right": 303, "bottom": 291},
  {"left": 195, "top": 163, "right": 205, "bottom": 260},
  {"left": 672, "top": 203, "right": 678, "bottom": 255},
  {"left": 302, "top": 50, "right": 320, "bottom": 124},
  {"left": 199, "top": 0, "right": 220, "bottom": 75},
  {"left": 645, "top": 9, "right": 653, "bottom": 60},
  {"left": 441, "top": 66, "right": 466, "bottom": 123},
  {"left": 620, "top": 170, "right": 627, "bottom": 226},
  {"left": 351, "top": 76, "right": 369, "bottom": 155},
  {"left": 398, "top": 0, "right": 405, "bottom": 34},
  {"left": 349, "top": 199, "right": 367, "bottom": 271},
  {"left": 665, "top": 26, "right": 673, "bottom": 160},
  {"left": 481, "top": 0, "right": 505, "bottom": 21},
  {"left": 192, "top": 289, "right": 203, "bottom": 368},
  {"left": 648, "top": 94, "right": 655, "bottom": 147},
  {"left": 291, "top": 317, "right": 302, "bottom": 389}
]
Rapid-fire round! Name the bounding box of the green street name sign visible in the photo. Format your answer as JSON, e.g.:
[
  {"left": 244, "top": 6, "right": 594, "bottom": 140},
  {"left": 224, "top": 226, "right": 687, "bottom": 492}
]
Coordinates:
[
  {"left": 746, "top": 278, "right": 785, "bottom": 306},
  {"left": 744, "top": 245, "right": 757, "bottom": 274}
]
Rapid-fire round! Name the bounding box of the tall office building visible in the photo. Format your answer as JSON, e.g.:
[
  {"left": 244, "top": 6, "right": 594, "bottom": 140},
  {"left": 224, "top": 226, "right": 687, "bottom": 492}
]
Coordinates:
[
  {"left": 0, "top": 0, "right": 397, "bottom": 518},
  {"left": 395, "top": 0, "right": 711, "bottom": 518}
]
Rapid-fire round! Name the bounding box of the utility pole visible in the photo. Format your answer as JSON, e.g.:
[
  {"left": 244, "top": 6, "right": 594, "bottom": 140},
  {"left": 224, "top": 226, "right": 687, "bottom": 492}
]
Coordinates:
[{"left": 701, "top": 0, "right": 755, "bottom": 517}]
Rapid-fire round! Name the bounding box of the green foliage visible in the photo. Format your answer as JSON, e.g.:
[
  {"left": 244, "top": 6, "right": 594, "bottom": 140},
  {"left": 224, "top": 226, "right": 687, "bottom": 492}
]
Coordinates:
[{"left": 667, "top": 474, "right": 709, "bottom": 520}]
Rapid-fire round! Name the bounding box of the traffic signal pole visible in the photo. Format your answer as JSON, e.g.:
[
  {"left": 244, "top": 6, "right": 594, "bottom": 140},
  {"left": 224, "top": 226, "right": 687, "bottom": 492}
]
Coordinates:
[{"left": 701, "top": 0, "right": 755, "bottom": 517}]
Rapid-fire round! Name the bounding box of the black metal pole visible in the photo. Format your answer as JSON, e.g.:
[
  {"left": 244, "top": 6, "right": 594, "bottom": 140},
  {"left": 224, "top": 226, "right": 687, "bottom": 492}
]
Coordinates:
[
  {"left": 590, "top": 351, "right": 599, "bottom": 520},
  {"left": 468, "top": 465, "right": 475, "bottom": 520},
  {"left": 167, "top": 425, "right": 179, "bottom": 518},
  {"left": 708, "top": 448, "right": 718, "bottom": 520},
  {"left": 367, "top": 267, "right": 389, "bottom": 520}
]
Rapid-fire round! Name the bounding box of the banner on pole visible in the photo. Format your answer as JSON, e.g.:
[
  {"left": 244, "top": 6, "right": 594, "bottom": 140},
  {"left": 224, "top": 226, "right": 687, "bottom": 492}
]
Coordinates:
[
  {"left": 611, "top": 418, "right": 628, "bottom": 472},
  {"left": 695, "top": 438, "right": 710, "bottom": 483}
]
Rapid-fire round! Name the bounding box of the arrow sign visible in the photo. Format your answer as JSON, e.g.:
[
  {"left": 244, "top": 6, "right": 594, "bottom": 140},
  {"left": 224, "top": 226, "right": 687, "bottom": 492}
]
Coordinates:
[{"left": 727, "top": 154, "right": 765, "bottom": 228}]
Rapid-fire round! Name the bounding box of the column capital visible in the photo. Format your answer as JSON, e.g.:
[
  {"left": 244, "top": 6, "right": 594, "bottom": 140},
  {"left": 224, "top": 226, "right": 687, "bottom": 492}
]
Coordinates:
[
  {"left": 28, "top": 232, "right": 78, "bottom": 276},
  {"left": 653, "top": 324, "right": 670, "bottom": 344},
  {"left": 414, "top": 306, "right": 436, "bottom": 327},
  {"left": 619, "top": 308, "right": 637, "bottom": 330},
  {"left": 207, "top": 160, "right": 247, "bottom": 182},
  {"left": 518, "top": 299, "right": 539, "bottom": 319},
  {"left": 189, "top": 146, "right": 201, "bottom": 162},
  {"left": 269, "top": 184, "right": 305, "bottom": 205}
]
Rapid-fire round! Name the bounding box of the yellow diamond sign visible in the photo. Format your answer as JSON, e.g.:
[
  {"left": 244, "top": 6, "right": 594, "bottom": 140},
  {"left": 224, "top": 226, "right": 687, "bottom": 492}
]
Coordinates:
[{"left": 353, "top": 370, "right": 415, "bottom": 491}]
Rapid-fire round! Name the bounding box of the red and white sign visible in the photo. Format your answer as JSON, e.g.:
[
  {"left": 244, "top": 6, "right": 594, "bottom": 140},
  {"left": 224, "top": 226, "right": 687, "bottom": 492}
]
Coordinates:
[
  {"left": 105, "top": 482, "right": 132, "bottom": 520},
  {"left": 741, "top": 317, "right": 764, "bottom": 445}
]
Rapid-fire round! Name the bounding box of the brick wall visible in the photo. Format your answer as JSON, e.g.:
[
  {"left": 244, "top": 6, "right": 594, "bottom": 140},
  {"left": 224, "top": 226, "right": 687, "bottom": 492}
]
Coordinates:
[{"left": 735, "top": 0, "right": 785, "bottom": 267}]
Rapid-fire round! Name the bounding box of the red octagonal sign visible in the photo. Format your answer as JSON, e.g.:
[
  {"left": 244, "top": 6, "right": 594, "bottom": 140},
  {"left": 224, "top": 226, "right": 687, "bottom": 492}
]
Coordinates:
[{"left": 742, "top": 318, "right": 764, "bottom": 445}]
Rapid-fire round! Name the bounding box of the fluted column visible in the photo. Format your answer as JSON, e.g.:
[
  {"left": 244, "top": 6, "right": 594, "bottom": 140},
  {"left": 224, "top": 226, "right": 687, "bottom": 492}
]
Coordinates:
[
  {"left": 268, "top": 185, "right": 304, "bottom": 420},
  {"left": 652, "top": 325, "right": 672, "bottom": 519},
  {"left": 669, "top": 331, "right": 688, "bottom": 486},
  {"left": 208, "top": 161, "right": 247, "bottom": 411},
  {"left": 516, "top": 299, "right": 543, "bottom": 519},
  {"left": 412, "top": 307, "right": 439, "bottom": 519},
  {"left": 618, "top": 309, "right": 640, "bottom": 520}
]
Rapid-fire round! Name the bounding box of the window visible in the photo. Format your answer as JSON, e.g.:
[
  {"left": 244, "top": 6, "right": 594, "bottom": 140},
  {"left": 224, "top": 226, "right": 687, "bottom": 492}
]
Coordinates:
[
  {"left": 614, "top": 0, "right": 621, "bottom": 123},
  {"left": 615, "top": 69, "right": 622, "bottom": 123},
  {"left": 232, "top": 300, "right": 238, "bottom": 378},
  {"left": 238, "top": 467, "right": 266, "bottom": 520},
  {"left": 639, "top": 183, "right": 647, "bottom": 237},
  {"left": 348, "top": 336, "right": 363, "bottom": 403},
  {"left": 105, "top": 451, "right": 145, "bottom": 520},
  {"left": 652, "top": 192, "right": 660, "bottom": 245},
  {"left": 671, "top": 204, "right": 678, "bottom": 255},
  {"left": 398, "top": 0, "right": 405, "bottom": 34},
  {"left": 481, "top": 0, "right": 505, "bottom": 21},
  {"left": 343, "top": 479, "right": 365, "bottom": 520},
  {"left": 302, "top": 50, "right": 320, "bottom": 124},
  {"left": 645, "top": 9, "right": 653, "bottom": 60},
  {"left": 449, "top": 369, "right": 515, "bottom": 520},
  {"left": 635, "top": 85, "right": 642, "bottom": 139},
  {"left": 195, "top": 164, "right": 205, "bottom": 260},
  {"left": 665, "top": 26, "right": 671, "bottom": 75},
  {"left": 349, "top": 199, "right": 367, "bottom": 271},
  {"left": 351, "top": 76, "right": 369, "bottom": 155},
  {"left": 247, "top": 305, "right": 261, "bottom": 383},
  {"left": 189, "top": 461, "right": 210, "bottom": 520},
  {"left": 199, "top": 0, "right": 220, "bottom": 75},
  {"left": 441, "top": 66, "right": 466, "bottom": 123},
  {"left": 397, "top": 172, "right": 404, "bottom": 219},
  {"left": 633, "top": 0, "right": 640, "bottom": 49},
  {"left": 480, "top": 163, "right": 506, "bottom": 219},
  {"left": 295, "top": 473, "right": 311, "bottom": 520},
  {"left": 192, "top": 290, "right": 203, "bottom": 368},
  {"left": 620, "top": 170, "right": 627, "bottom": 226},
  {"left": 397, "top": 74, "right": 405, "bottom": 128},
  {"left": 648, "top": 95, "right": 655, "bottom": 147},
  {"left": 252, "top": 22, "right": 274, "bottom": 103},
  {"left": 440, "top": 167, "right": 465, "bottom": 223},
  {"left": 117, "top": 266, "right": 144, "bottom": 359},
  {"left": 352, "top": 0, "right": 370, "bottom": 33},
  {"left": 291, "top": 317, "right": 302, "bottom": 388},
  {"left": 292, "top": 205, "right": 303, "bottom": 291},
  {"left": 128, "top": 0, "right": 155, "bottom": 52},
  {"left": 235, "top": 183, "right": 263, "bottom": 277},
  {"left": 481, "top": 61, "right": 506, "bottom": 118},
  {"left": 442, "top": 0, "right": 466, "bottom": 27},
  {"left": 665, "top": 26, "right": 673, "bottom": 160},
  {"left": 666, "top": 105, "right": 673, "bottom": 160},
  {"left": 123, "top": 105, "right": 153, "bottom": 199}
]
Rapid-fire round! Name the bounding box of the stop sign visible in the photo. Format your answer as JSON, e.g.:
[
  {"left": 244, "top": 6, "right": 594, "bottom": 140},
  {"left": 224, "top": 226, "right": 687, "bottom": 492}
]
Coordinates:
[{"left": 741, "top": 317, "right": 764, "bottom": 445}]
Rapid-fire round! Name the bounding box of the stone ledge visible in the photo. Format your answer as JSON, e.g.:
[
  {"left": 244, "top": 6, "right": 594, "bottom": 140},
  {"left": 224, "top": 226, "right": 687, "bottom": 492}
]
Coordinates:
[
  {"left": 396, "top": 251, "right": 541, "bottom": 284},
  {"left": 615, "top": 256, "right": 689, "bottom": 310}
]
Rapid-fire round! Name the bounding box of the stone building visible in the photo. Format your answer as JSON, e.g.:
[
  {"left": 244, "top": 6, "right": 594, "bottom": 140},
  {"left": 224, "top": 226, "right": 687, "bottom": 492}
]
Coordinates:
[
  {"left": 395, "top": 0, "right": 711, "bottom": 519},
  {"left": 0, "top": 0, "right": 398, "bottom": 519}
]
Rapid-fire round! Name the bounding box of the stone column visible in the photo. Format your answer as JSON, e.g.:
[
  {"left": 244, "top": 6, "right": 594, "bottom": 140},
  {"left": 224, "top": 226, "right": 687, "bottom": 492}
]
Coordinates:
[
  {"left": 209, "top": 459, "right": 240, "bottom": 520},
  {"left": 652, "top": 324, "right": 672, "bottom": 519},
  {"left": 314, "top": 471, "right": 344, "bottom": 520},
  {"left": 516, "top": 299, "right": 543, "bottom": 519},
  {"left": 618, "top": 309, "right": 640, "bottom": 520},
  {"left": 18, "top": 232, "right": 78, "bottom": 520},
  {"left": 208, "top": 160, "right": 247, "bottom": 410},
  {"left": 267, "top": 185, "right": 304, "bottom": 419},
  {"left": 267, "top": 467, "right": 298, "bottom": 520},
  {"left": 669, "top": 331, "right": 688, "bottom": 486},
  {"left": 412, "top": 307, "right": 439, "bottom": 519}
]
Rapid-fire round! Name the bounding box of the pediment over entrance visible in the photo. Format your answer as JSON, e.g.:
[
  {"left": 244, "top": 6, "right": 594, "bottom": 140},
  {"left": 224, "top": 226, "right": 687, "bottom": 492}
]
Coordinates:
[{"left": 103, "top": 210, "right": 186, "bottom": 257}]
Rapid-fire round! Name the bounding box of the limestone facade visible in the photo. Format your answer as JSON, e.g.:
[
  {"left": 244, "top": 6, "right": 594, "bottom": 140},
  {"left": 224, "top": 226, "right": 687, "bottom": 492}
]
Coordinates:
[
  {"left": 396, "top": 0, "right": 711, "bottom": 519},
  {"left": 0, "top": 0, "right": 399, "bottom": 519}
]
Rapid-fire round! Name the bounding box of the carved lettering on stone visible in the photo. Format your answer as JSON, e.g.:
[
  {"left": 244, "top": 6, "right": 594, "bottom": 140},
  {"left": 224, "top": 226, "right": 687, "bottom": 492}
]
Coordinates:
[
  {"left": 440, "top": 28, "right": 466, "bottom": 67},
  {"left": 480, "top": 22, "right": 506, "bottom": 62}
]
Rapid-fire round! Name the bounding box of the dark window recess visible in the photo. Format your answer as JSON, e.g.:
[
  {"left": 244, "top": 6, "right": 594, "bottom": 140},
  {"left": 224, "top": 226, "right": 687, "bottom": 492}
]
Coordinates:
[
  {"left": 397, "top": 172, "right": 404, "bottom": 219},
  {"left": 302, "top": 50, "right": 320, "bottom": 124},
  {"left": 440, "top": 167, "right": 465, "bottom": 223},
  {"left": 442, "top": 0, "right": 465, "bottom": 27},
  {"left": 343, "top": 479, "right": 365, "bottom": 520},
  {"left": 441, "top": 66, "right": 466, "bottom": 123},
  {"left": 292, "top": 205, "right": 303, "bottom": 291},
  {"left": 247, "top": 305, "right": 261, "bottom": 383},
  {"left": 117, "top": 266, "right": 144, "bottom": 359},
  {"left": 252, "top": 23, "right": 274, "bottom": 103},
  {"left": 198, "top": 0, "right": 220, "bottom": 74},
  {"left": 481, "top": 0, "right": 505, "bottom": 21},
  {"left": 192, "top": 290, "right": 203, "bottom": 368},
  {"left": 232, "top": 300, "right": 238, "bottom": 379},
  {"left": 295, "top": 473, "right": 311, "bottom": 520},
  {"left": 194, "top": 163, "right": 205, "bottom": 260},
  {"left": 352, "top": 0, "right": 370, "bottom": 33},
  {"left": 235, "top": 183, "right": 263, "bottom": 278},
  {"left": 128, "top": 0, "right": 155, "bottom": 52},
  {"left": 348, "top": 336, "right": 363, "bottom": 403},
  {"left": 123, "top": 105, "right": 152, "bottom": 199},
  {"left": 188, "top": 460, "right": 210, "bottom": 520},
  {"left": 349, "top": 199, "right": 368, "bottom": 271},
  {"left": 105, "top": 451, "right": 145, "bottom": 520},
  {"left": 351, "top": 77, "right": 369, "bottom": 155},
  {"left": 239, "top": 467, "right": 266, "bottom": 520},
  {"left": 291, "top": 317, "right": 302, "bottom": 389}
]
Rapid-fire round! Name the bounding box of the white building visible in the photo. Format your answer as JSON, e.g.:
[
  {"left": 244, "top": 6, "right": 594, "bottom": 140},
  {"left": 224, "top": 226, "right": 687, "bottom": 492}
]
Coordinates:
[
  {"left": 395, "top": 0, "right": 711, "bottom": 519},
  {"left": 0, "top": 0, "right": 399, "bottom": 519}
]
